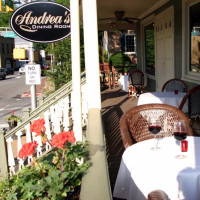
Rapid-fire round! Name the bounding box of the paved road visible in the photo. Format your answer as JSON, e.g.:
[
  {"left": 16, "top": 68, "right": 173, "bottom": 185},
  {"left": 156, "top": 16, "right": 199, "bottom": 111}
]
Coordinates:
[{"left": 0, "top": 72, "right": 32, "bottom": 128}]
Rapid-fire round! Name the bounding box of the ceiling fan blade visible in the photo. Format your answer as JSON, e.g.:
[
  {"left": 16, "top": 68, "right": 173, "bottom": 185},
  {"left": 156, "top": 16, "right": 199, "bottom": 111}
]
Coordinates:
[
  {"left": 123, "top": 18, "right": 134, "bottom": 24},
  {"left": 98, "top": 18, "right": 115, "bottom": 21},
  {"left": 125, "top": 17, "right": 139, "bottom": 21}
]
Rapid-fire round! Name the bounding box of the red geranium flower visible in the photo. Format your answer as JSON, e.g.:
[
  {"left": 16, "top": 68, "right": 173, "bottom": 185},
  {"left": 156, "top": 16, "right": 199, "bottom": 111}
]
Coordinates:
[
  {"left": 51, "top": 131, "right": 76, "bottom": 149},
  {"left": 30, "top": 119, "right": 46, "bottom": 137},
  {"left": 18, "top": 141, "right": 38, "bottom": 159}
]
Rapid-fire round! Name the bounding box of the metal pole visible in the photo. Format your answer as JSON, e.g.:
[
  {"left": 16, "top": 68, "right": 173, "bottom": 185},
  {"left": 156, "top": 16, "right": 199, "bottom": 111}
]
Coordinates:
[
  {"left": 29, "top": 42, "right": 37, "bottom": 110},
  {"left": 25, "top": 0, "right": 36, "bottom": 110}
]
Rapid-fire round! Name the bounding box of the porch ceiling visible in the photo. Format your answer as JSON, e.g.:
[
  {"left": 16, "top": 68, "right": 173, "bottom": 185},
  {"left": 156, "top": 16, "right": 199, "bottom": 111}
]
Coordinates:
[{"left": 80, "top": 0, "right": 169, "bottom": 31}]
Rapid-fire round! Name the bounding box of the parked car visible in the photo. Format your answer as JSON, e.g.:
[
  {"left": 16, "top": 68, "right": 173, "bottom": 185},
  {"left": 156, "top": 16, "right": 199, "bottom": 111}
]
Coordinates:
[
  {"left": 0, "top": 68, "right": 6, "bottom": 79},
  {"left": 5, "top": 68, "right": 14, "bottom": 75},
  {"left": 19, "top": 66, "right": 25, "bottom": 74}
]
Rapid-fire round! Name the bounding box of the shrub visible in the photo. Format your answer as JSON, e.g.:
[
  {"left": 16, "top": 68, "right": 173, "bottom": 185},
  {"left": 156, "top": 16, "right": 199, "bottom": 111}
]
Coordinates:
[{"left": 109, "top": 52, "right": 133, "bottom": 67}]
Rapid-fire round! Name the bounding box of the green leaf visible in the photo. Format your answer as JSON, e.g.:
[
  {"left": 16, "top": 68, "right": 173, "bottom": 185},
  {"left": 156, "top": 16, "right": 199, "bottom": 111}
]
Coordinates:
[
  {"left": 62, "top": 192, "right": 67, "bottom": 197},
  {"left": 71, "top": 179, "right": 81, "bottom": 186}
]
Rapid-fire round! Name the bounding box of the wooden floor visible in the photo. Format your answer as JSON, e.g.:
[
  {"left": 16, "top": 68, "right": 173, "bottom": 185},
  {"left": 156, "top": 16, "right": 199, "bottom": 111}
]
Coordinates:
[{"left": 101, "top": 86, "right": 139, "bottom": 198}]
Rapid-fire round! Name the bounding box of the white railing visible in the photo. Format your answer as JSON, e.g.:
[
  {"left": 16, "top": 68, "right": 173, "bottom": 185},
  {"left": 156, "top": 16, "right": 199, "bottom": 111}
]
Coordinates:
[{"left": 2, "top": 74, "right": 87, "bottom": 176}]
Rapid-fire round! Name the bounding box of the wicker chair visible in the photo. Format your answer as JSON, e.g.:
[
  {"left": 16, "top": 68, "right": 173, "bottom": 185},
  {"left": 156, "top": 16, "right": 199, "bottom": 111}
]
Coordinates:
[
  {"left": 179, "top": 85, "right": 200, "bottom": 122},
  {"left": 148, "top": 190, "right": 170, "bottom": 200},
  {"left": 162, "top": 78, "right": 187, "bottom": 93},
  {"left": 128, "top": 69, "right": 144, "bottom": 99},
  {"left": 120, "top": 104, "right": 193, "bottom": 149}
]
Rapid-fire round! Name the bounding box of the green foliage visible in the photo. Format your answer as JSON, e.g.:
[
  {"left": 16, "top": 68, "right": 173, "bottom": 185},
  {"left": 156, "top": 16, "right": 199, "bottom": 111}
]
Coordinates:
[
  {"left": 55, "top": 0, "right": 70, "bottom": 7},
  {"left": 103, "top": 50, "right": 109, "bottom": 63},
  {"left": 0, "top": 141, "right": 90, "bottom": 200},
  {"left": 6, "top": 114, "right": 22, "bottom": 125},
  {"left": 36, "top": 0, "right": 85, "bottom": 92},
  {"left": 0, "top": 12, "right": 12, "bottom": 27},
  {"left": 109, "top": 52, "right": 133, "bottom": 67},
  {"left": 45, "top": 62, "right": 72, "bottom": 90},
  {"left": 145, "top": 23, "right": 155, "bottom": 75}
]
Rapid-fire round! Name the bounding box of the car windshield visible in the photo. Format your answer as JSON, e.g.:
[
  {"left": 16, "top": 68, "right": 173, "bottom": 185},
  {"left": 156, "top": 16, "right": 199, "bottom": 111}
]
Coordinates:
[{"left": 0, "top": 69, "right": 5, "bottom": 72}]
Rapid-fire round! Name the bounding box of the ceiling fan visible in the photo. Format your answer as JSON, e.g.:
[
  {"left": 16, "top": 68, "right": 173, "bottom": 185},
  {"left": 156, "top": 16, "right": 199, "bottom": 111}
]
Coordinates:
[{"left": 99, "top": 11, "right": 139, "bottom": 24}]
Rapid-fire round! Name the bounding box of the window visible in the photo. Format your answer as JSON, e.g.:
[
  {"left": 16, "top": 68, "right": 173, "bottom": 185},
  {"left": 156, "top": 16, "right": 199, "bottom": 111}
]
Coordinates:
[
  {"left": 189, "top": 2, "right": 200, "bottom": 73},
  {"left": 144, "top": 23, "right": 155, "bottom": 75},
  {"left": 183, "top": 0, "right": 200, "bottom": 83},
  {"left": 125, "top": 34, "right": 135, "bottom": 52}
]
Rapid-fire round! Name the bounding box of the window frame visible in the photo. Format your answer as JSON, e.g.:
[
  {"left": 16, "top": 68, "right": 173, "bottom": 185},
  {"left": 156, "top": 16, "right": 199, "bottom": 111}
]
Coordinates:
[
  {"left": 124, "top": 33, "right": 136, "bottom": 54},
  {"left": 182, "top": 0, "right": 200, "bottom": 84}
]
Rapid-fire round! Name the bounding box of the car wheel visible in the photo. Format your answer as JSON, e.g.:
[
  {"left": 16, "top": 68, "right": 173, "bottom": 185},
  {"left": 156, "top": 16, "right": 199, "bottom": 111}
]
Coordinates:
[{"left": 3, "top": 75, "right": 6, "bottom": 80}]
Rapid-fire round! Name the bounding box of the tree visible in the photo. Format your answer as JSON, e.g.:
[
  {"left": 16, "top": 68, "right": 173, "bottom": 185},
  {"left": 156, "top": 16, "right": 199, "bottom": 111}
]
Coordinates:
[
  {"left": 0, "top": 12, "right": 12, "bottom": 27},
  {"left": 35, "top": 0, "right": 85, "bottom": 91}
]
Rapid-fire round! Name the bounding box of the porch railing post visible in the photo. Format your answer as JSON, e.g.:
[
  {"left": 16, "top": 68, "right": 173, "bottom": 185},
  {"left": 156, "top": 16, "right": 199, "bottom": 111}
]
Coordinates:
[
  {"left": 23, "top": 107, "right": 31, "bottom": 120},
  {"left": 39, "top": 95, "right": 44, "bottom": 106},
  {"left": 0, "top": 128, "right": 8, "bottom": 178}
]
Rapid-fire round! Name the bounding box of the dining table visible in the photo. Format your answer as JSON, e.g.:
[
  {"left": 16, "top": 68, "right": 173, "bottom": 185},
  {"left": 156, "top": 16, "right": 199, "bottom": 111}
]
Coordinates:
[
  {"left": 113, "top": 136, "right": 200, "bottom": 200},
  {"left": 137, "top": 92, "right": 188, "bottom": 113}
]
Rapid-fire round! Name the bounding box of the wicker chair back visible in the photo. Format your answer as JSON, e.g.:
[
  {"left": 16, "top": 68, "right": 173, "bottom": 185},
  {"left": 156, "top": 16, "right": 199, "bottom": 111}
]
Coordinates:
[
  {"left": 162, "top": 78, "right": 187, "bottom": 93},
  {"left": 179, "top": 85, "right": 200, "bottom": 119},
  {"left": 120, "top": 104, "right": 193, "bottom": 148}
]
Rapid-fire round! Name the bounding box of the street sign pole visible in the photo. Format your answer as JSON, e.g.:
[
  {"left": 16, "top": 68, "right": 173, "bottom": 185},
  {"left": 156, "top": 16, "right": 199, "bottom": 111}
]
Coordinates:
[{"left": 29, "top": 42, "right": 37, "bottom": 110}]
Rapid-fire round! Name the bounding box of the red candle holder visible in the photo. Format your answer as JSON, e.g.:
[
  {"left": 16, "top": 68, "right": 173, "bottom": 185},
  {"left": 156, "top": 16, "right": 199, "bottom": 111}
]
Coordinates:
[
  {"left": 181, "top": 140, "right": 188, "bottom": 152},
  {"left": 174, "top": 90, "right": 178, "bottom": 94}
]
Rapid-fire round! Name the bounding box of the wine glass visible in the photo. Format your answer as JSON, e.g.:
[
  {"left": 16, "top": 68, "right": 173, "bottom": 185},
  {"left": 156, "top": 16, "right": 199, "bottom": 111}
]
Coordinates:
[
  {"left": 148, "top": 117, "right": 162, "bottom": 150},
  {"left": 173, "top": 120, "right": 188, "bottom": 159}
]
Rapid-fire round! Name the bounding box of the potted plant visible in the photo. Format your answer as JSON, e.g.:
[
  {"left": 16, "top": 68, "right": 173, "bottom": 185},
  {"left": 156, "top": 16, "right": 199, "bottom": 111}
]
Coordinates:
[
  {"left": 0, "top": 118, "right": 90, "bottom": 199},
  {"left": 6, "top": 110, "right": 22, "bottom": 130}
]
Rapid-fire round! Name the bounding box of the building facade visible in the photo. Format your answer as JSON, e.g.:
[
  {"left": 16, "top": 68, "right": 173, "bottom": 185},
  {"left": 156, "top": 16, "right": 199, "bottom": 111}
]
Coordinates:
[{"left": 0, "top": 36, "right": 14, "bottom": 69}]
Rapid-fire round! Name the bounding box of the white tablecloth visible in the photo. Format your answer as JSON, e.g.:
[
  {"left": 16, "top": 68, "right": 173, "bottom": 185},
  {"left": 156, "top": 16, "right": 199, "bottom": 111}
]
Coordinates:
[
  {"left": 119, "top": 75, "right": 129, "bottom": 92},
  {"left": 113, "top": 136, "right": 200, "bottom": 200},
  {"left": 137, "top": 92, "right": 188, "bottom": 113}
]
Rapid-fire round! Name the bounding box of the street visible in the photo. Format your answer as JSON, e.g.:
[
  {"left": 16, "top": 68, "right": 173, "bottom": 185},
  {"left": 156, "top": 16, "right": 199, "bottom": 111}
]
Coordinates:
[{"left": 0, "top": 72, "right": 32, "bottom": 128}]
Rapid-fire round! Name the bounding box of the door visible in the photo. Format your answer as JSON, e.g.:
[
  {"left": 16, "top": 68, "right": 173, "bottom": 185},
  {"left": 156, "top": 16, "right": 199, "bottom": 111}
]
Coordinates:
[{"left": 155, "top": 6, "right": 174, "bottom": 91}]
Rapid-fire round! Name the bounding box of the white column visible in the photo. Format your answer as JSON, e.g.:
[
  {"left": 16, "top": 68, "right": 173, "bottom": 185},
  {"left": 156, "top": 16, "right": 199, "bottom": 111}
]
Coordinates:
[
  {"left": 70, "top": 0, "right": 82, "bottom": 141},
  {"left": 82, "top": 0, "right": 101, "bottom": 109}
]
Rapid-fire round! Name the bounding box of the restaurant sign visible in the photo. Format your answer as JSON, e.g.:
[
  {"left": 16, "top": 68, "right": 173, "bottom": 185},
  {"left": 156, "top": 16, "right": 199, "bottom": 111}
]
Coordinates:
[{"left": 10, "top": 2, "right": 70, "bottom": 43}]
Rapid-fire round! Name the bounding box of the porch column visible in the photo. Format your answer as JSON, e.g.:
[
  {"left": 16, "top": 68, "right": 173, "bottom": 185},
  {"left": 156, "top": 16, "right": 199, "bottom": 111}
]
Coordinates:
[
  {"left": 70, "top": 0, "right": 82, "bottom": 141},
  {"left": 82, "top": 0, "right": 101, "bottom": 109}
]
